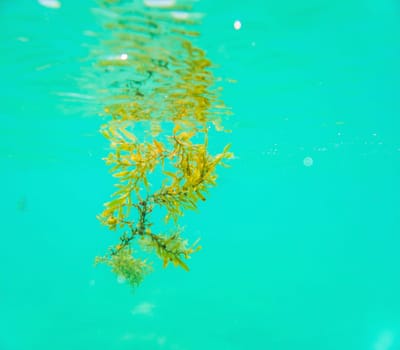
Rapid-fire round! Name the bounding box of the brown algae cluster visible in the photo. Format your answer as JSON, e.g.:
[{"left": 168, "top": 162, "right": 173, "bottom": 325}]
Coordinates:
[{"left": 93, "top": 0, "right": 233, "bottom": 287}]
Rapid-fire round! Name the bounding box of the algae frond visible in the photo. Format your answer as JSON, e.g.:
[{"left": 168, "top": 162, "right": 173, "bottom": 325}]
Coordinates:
[{"left": 92, "top": 0, "right": 233, "bottom": 288}]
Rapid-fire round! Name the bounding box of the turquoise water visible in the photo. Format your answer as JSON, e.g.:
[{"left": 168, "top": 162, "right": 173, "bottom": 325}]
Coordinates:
[{"left": 1, "top": 0, "right": 400, "bottom": 349}]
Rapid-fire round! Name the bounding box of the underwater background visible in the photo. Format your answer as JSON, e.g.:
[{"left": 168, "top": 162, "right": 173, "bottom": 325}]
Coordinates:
[{"left": 1, "top": 0, "right": 400, "bottom": 349}]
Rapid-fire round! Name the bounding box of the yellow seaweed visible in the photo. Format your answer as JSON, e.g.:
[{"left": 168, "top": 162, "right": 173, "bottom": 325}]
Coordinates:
[{"left": 92, "top": 0, "right": 233, "bottom": 289}]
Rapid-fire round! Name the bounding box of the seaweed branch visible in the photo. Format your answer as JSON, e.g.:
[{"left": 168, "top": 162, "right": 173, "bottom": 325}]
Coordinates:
[{"left": 92, "top": 0, "right": 233, "bottom": 288}]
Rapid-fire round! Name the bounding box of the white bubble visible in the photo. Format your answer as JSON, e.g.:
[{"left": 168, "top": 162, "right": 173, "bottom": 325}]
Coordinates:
[
  {"left": 233, "top": 20, "right": 242, "bottom": 30},
  {"left": 303, "top": 156, "right": 313, "bottom": 167},
  {"left": 120, "top": 53, "right": 128, "bottom": 60}
]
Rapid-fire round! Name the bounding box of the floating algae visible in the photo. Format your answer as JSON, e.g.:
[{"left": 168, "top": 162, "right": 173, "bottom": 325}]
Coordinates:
[{"left": 91, "top": 0, "right": 233, "bottom": 288}]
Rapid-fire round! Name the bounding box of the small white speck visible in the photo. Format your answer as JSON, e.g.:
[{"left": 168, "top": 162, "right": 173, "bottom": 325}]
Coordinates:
[
  {"left": 120, "top": 53, "right": 128, "bottom": 60},
  {"left": 36, "top": 64, "right": 52, "bottom": 71},
  {"left": 171, "top": 11, "right": 190, "bottom": 20},
  {"left": 83, "top": 30, "right": 97, "bottom": 37},
  {"left": 117, "top": 275, "right": 126, "bottom": 284},
  {"left": 144, "top": 0, "right": 176, "bottom": 8},
  {"left": 233, "top": 20, "right": 242, "bottom": 30},
  {"left": 38, "top": 0, "right": 61, "bottom": 9},
  {"left": 131, "top": 302, "right": 156, "bottom": 316},
  {"left": 303, "top": 156, "right": 313, "bottom": 167}
]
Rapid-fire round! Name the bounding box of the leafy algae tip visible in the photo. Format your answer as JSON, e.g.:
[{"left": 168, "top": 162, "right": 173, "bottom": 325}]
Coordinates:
[{"left": 87, "top": 0, "right": 234, "bottom": 289}]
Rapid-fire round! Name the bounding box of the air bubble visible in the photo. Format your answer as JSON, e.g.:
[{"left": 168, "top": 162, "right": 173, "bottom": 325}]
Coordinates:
[
  {"left": 233, "top": 20, "right": 242, "bottom": 30},
  {"left": 303, "top": 156, "right": 313, "bottom": 167}
]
